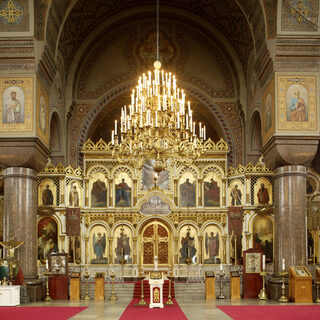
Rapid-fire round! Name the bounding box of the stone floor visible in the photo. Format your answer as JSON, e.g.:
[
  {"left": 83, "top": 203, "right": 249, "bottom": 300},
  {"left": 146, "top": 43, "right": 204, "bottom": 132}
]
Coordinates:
[{"left": 25, "top": 298, "right": 319, "bottom": 320}]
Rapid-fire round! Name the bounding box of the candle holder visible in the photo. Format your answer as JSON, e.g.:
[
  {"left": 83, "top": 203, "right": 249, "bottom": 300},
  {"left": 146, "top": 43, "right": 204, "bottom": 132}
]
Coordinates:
[
  {"left": 165, "top": 276, "right": 174, "bottom": 306},
  {"left": 258, "top": 271, "right": 268, "bottom": 300},
  {"left": 278, "top": 271, "right": 288, "bottom": 303},
  {"left": 44, "top": 270, "right": 53, "bottom": 302},
  {"left": 136, "top": 276, "right": 147, "bottom": 306},
  {"left": 216, "top": 270, "right": 226, "bottom": 299},
  {"left": 109, "top": 272, "right": 117, "bottom": 301},
  {"left": 83, "top": 267, "right": 91, "bottom": 301},
  {"left": 315, "top": 281, "right": 320, "bottom": 303},
  {"left": 119, "top": 256, "right": 127, "bottom": 287}
]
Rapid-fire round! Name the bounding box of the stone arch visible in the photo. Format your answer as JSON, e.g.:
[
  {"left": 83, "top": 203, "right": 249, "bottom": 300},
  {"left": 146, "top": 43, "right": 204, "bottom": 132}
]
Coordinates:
[
  {"left": 248, "top": 109, "right": 262, "bottom": 164},
  {"left": 49, "top": 111, "right": 64, "bottom": 165}
]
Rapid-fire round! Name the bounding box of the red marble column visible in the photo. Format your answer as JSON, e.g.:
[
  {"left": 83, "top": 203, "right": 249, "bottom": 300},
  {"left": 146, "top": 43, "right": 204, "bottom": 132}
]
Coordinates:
[
  {"left": 3, "top": 167, "right": 38, "bottom": 280},
  {"left": 274, "top": 165, "right": 307, "bottom": 274}
]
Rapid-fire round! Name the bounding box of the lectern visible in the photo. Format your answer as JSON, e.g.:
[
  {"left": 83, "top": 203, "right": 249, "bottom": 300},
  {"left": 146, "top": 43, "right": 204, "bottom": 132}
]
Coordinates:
[
  {"left": 289, "top": 266, "right": 312, "bottom": 303},
  {"left": 148, "top": 271, "right": 164, "bottom": 308}
]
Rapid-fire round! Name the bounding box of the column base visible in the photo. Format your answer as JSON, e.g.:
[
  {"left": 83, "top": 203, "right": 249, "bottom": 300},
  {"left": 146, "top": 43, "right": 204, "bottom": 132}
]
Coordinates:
[{"left": 267, "top": 275, "right": 289, "bottom": 301}]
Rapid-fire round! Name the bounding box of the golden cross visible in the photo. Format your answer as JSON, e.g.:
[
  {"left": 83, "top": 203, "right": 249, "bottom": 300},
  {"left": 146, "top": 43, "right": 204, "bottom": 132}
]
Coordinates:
[
  {"left": 0, "top": 0, "right": 23, "bottom": 24},
  {"left": 291, "top": 0, "right": 310, "bottom": 24}
]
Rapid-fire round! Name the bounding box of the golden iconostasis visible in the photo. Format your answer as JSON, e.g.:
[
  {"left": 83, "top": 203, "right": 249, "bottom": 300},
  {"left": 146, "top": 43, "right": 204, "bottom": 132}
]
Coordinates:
[{"left": 34, "top": 138, "right": 320, "bottom": 268}]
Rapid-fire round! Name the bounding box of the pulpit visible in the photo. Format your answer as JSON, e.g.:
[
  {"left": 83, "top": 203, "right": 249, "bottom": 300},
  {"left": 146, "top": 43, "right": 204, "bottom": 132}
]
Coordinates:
[
  {"left": 148, "top": 271, "right": 164, "bottom": 308},
  {"left": 289, "top": 266, "right": 312, "bottom": 303}
]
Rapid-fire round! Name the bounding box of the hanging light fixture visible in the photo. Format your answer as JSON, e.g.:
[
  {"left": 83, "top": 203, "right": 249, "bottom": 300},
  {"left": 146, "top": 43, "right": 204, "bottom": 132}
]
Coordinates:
[{"left": 111, "top": 0, "right": 206, "bottom": 173}]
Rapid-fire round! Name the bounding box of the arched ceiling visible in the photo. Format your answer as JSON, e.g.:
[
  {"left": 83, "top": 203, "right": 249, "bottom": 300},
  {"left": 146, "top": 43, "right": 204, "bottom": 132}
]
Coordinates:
[{"left": 46, "top": 0, "right": 264, "bottom": 74}]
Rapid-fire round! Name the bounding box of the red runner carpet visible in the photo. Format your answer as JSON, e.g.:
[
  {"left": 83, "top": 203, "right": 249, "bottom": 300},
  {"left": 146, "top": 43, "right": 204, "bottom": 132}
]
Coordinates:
[
  {"left": 0, "top": 306, "right": 87, "bottom": 320},
  {"left": 218, "top": 305, "right": 320, "bottom": 320},
  {"left": 119, "top": 298, "right": 187, "bottom": 320}
]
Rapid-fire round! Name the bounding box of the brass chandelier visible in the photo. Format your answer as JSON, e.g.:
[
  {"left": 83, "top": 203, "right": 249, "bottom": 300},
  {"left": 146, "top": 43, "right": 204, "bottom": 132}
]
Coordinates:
[{"left": 111, "top": 1, "right": 207, "bottom": 173}]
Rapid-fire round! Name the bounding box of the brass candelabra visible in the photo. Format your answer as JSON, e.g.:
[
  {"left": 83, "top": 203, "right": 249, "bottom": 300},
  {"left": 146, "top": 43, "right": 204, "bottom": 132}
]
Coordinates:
[
  {"left": 165, "top": 276, "right": 174, "bottom": 306},
  {"left": 258, "top": 271, "right": 268, "bottom": 300},
  {"left": 83, "top": 267, "right": 91, "bottom": 301},
  {"left": 44, "top": 270, "right": 53, "bottom": 302},
  {"left": 137, "top": 274, "right": 147, "bottom": 306},
  {"left": 315, "top": 281, "right": 320, "bottom": 303},
  {"left": 216, "top": 270, "right": 226, "bottom": 299},
  {"left": 109, "top": 272, "right": 117, "bottom": 301},
  {"left": 278, "top": 271, "right": 288, "bottom": 303}
]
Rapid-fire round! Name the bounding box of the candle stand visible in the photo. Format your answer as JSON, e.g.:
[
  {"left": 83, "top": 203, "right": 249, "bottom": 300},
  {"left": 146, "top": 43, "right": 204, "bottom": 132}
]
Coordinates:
[
  {"left": 216, "top": 270, "right": 226, "bottom": 299},
  {"left": 44, "top": 270, "right": 53, "bottom": 302},
  {"left": 278, "top": 272, "right": 288, "bottom": 303},
  {"left": 258, "top": 271, "right": 268, "bottom": 300},
  {"left": 109, "top": 272, "right": 117, "bottom": 301}
]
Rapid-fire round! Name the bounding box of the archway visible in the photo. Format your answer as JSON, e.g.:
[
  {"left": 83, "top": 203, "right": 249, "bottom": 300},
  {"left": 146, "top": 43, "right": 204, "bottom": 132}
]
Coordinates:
[{"left": 139, "top": 219, "right": 173, "bottom": 269}]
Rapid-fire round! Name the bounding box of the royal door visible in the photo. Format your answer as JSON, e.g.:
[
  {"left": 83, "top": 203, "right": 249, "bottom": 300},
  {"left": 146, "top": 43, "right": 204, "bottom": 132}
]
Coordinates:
[{"left": 141, "top": 220, "right": 171, "bottom": 267}]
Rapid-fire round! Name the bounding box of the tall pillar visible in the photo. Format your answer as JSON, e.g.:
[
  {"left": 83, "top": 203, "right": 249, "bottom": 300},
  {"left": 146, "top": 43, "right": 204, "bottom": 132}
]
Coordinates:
[
  {"left": 3, "top": 167, "right": 38, "bottom": 280},
  {"left": 274, "top": 165, "right": 307, "bottom": 274}
]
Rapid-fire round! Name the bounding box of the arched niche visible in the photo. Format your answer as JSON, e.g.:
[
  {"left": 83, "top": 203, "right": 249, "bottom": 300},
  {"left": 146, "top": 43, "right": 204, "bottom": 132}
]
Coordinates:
[
  {"left": 49, "top": 111, "right": 64, "bottom": 165},
  {"left": 247, "top": 110, "right": 262, "bottom": 164}
]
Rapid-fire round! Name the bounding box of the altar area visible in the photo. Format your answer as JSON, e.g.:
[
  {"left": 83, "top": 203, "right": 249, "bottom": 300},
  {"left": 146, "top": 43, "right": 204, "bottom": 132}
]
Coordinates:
[{"left": 33, "top": 135, "right": 320, "bottom": 286}]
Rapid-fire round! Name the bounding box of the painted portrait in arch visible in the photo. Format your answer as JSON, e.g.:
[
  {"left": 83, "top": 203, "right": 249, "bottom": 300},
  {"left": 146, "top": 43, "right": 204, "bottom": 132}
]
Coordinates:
[
  {"left": 179, "top": 225, "right": 198, "bottom": 264},
  {"left": 254, "top": 178, "right": 272, "bottom": 205},
  {"left": 204, "top": 171, "right": 221, "bottom": 207},
  {"left": 306, "top": 176, "right": 317, "bottom": 195},
  {"left": 286, "top": 84, "right": 308, "bottom": 122},
  {"left": 252, "top": 216, "right": 273, "bottom": 262},
  {"left": 2, "top": 86, "right": 25, "bottom": 124},
  {"left": 265, "top": 93, "right": 272, "bottom": 133},
  {"left": 179, "top": 173, "right": 196, "bottom": 207},
  {"left": 38, "top": 179, "right": 56, "bottom": 206},
  {"left": 37, "top": 217, "right": 58, "bottom": 262},
  {"left": 90, "top": 172, "right": 108, "bottom": 207},
  {"left": 90, "top": 225, "right": 108, "bottom": 264},
  {"left": 203, "top": 225, "right": 222, "bottom": 264},
  {"left": 115, "top": 172, "right": 132, "bottom": 207},
  {"left": 67, "top": 181, "right": 82, "bottom": 207},
  {"left": 229, "top": 180, "right": 243, "bottom": 206},
  {"left": 113, "top": 225, "right": 132, "bottom": 264}
]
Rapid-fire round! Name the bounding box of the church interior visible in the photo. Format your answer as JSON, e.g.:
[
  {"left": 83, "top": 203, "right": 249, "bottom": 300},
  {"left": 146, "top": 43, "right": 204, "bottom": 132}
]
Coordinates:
[{"left": 0, "top": 0, "right": 320, "bottom": 319}]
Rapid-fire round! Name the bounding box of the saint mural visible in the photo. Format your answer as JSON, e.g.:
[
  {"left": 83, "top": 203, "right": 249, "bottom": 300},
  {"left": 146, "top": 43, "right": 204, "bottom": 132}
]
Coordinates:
[
  {"left": 257, "top": 183, "right": 270, "bottom": 205},
  {"left": 3, "top": 87, "right": 24, "bottom": 124},
  {"left": 180, "top": 178, "right": 196, "bottom": 207},
  {"left": 91, "top": 232, "right": 107, "bottom": 264},
  {"left": 91, "top": 179, "right": 107, "bottom": 207},
  {"left": 68, "top": 236, "right": 81, "bottom": 264},
  {"left": 69, "top": 183, "right": 80, "bottom": 207},
  {"left": 37, "top": 217, "right": 58, "bottom": 262},
  {"left": 253, "top": 217, "right": 273, "bottom": 262},
  {"left": 230, "top": 184, "right": 242, "bottom": 206},
  {"left": 42, "top": 184, "right": 54, "bottom": 206},
  {"left": 204, "top": 178, "right": 220, "bottom": 207},
  {"left": 115, "top": 178, "right": 131, "bottom": 207},
  {"left": 204, "top": 231, "right": 220, "bottom": 264},
  {"left": 115, "top": 227, "right": 132, "bottom": 264},
  {"left": 179, "top": 229, "right": 197, "bottom": 263},
  {"left": 265, "top": 93, "right": 272, "bottom": 132},
  {"left": 287, "top": 85, "right": 308, "bottom": 122},
  {"left": 39, "top": 95, "right": 46, "bottom": 132}
]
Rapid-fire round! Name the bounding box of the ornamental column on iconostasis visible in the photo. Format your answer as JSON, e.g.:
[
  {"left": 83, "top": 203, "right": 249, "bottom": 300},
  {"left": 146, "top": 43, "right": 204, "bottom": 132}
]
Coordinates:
[{"left": 261, "top": 73, "right": 319, "bottom": 298}]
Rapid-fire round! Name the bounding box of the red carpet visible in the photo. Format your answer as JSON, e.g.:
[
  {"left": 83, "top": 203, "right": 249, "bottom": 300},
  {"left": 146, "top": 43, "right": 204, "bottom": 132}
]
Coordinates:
[
  {"left": 0, "top": 306, "right": 87, "bottom": 320},
  {"left": 218, "top": 305, "right": 320, "bottom": 320},
  {"left": 120, "top": 298, "right": 188, "bottom": 320}
]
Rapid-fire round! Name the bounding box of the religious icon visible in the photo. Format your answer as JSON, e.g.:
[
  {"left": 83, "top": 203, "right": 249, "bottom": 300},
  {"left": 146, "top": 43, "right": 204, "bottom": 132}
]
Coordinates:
[
  {"left": 179, "top": 227, "right": 197, "bottom": 263},
  {"left": 142, "top": 160, "right": 169, "bottom": 190},
  {"left": 3, "top": 86, "right": 24, "bottom": 124},
  {"left": 230, "top": 184, "right": 242, "bottom": 206},
  {"left": 69, "top": 183, "right": 80, "bottom": 207},
  {"left": 115, "top": 177, "right": 131, "bottom": 207},
  {"left": 39, "top": 94, "right": 46, "bottom": 132},
  {"left": 115, "top": 226, "right": 132, "bottom": 264},
  {"left": 286, "top": 84, "right": 308, "bottom": 122},
  {"left": 204, "top": 230, "right": 220, "bottom": 264},
  {"left": 180, "top": 176, "right": 196, "bottom": 207},
  {"left": 69, "top": 236, "right": 81, "bottom": 264},
  {"left": 257, "top": 183, "right": 270, "bottom": 205},
  {"left": 91, "top": 230, "right": 108, "bottom": 264},
  {"left": 245, "top": 252, "right": 261, "bottom": 273},
  {"left": 91, "top": 179, "right": 107, "bottom": 207},
  {"left": 42, "top": 184, "right": 53, "bottom": 206},
  {"left": 50, "top": 254, "right": 67, "bottom": 275},
  {"left": 204, "top": 173, "right": 220, "bottom": 207},
  {"left": 37, "top": 217, "right": 58, "bottom": 262},
  {"left": 253, "top": 216, "right": 273, "bottom": 262},
  {"left": 265, "top": 93, "right": 272, "bottom": 132}
]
